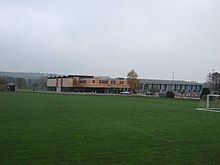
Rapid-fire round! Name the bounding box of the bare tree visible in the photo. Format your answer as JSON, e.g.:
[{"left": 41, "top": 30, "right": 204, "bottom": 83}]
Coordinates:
[
  {"left": 207, "top": 72, "right": 220, "bottom": 94},
  {"left": 127, "top": 69, "right": 140, "bottom": 93},
  {"left": 0, "top": 77, "right": 7, "bottom": 85},
  {"left": 15, "top": 78, "right": 26, "bottom": 88}
]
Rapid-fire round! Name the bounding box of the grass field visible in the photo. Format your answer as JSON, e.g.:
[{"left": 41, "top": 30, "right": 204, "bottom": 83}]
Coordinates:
[{"left": 0, "top": 92, "right": 220, "bottom": 164}]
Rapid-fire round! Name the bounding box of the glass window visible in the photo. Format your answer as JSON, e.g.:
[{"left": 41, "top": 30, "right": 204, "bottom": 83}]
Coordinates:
[
  {"left": 102, "top": 80, "right": 108, "bottom": 84},
  {"left": 79, "top": 80, "right": 86, "bottom": 83}
]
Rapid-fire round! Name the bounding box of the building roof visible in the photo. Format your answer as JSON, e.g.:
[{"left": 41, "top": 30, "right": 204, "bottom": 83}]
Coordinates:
[
  {"left": 48, "top": 75, "right": 94, "bottom": 79},
  {"left": 48, "top": 75, "right": 126, "bottom": 80},
  {"left": 140, "top": 79, "right": 202, "bottom": 85},
  {"left": 6, "top": 83, "right": 16, "bottom": 86}
]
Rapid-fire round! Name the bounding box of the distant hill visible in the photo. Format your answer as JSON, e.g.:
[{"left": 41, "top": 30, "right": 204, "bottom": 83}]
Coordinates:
[{"left": 0, "top": 71, "right": 58, "bottom": 79}]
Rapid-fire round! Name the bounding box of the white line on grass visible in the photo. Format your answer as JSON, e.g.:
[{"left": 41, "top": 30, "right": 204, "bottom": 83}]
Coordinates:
[{"left": 84, "top": 109, "right": 172, "bottom": 143}]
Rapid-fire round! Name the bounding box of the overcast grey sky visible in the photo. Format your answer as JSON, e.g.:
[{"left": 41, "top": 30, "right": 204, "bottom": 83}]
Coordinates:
[{"left": 0, "top": 0, "right": 219, "bottom": 82}]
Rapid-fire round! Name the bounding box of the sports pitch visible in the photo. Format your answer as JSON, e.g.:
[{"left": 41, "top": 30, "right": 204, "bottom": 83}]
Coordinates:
[{"left": 0, "top": 92, "right": 220, "bottom": 164}]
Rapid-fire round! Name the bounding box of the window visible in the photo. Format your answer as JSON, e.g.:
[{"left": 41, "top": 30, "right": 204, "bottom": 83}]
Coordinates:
[
  {"left": 111, "top": 81, "right": 116, "bottom": 84},
  {"left": 119, "top": 81, "right": 124, "bottom": 84},
  {"left": 79, "top": 80, "right": 86, "bottom": 83},
  {"left": 102, "top": 80, "right": 108, "bottom": 84},
  {"left": 99, "top": 80, "right": 108, "bottom": 84},
  {"left": 92, "top": 80, "right": 95, "bottom": 83}
]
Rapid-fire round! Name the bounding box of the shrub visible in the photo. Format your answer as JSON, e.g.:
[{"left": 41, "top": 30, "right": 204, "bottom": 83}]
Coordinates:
[
  {"left": 166, "top": 91, "right": 175, "bottom": 98},
  {"left": 0, "top": 84, "right": 6, "bottom": 91},
  {"left": 200, "top": 88, "right": 210, "bottom": 99}
]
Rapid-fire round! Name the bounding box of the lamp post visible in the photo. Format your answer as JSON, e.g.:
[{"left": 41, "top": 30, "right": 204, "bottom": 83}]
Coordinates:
[{"left": 172, "top": 72, "right": 174, "bottom": 91}]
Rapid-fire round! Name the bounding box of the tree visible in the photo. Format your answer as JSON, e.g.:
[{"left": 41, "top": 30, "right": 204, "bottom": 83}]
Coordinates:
[
  {"left": 207, "top": 72, "right": 220, "bottom": 94},
  {"left": 26, "top": 77, "right": 47, "bottom": 89},
  {"left": 15, "top": 78, "right": 26, "bottom": 88},
  {"left": 1, "top": 76, "right": 15, "bottom": 84},
  {"left": 0, "top": 76, "right": 7, "bottom": 85},
  {"left": 200, "top": 88, "right": 210, "bottom": 99},
  {"left": 127, "top": 69, "right": 140, "bottom": 93},
  {"left": 35, "top": 77, "right": 47, "bottom": 88},
  {"left": 0, "top": 77, "right": 7, "bottom": 91}
]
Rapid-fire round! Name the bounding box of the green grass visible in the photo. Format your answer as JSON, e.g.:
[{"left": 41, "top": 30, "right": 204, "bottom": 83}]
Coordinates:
[{"left": 0, "top": 92, "right": 220, "bottom": 164}]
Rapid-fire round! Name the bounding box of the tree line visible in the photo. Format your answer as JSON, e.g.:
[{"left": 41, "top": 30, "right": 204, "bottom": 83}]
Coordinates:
[{"left": 0, "top": 76, "right": 47, "bottom": 91}]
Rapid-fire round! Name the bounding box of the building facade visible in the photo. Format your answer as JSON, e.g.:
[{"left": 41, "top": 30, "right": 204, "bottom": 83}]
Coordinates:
[
  {"left": 140, "top": 79, "right": 202, "bottom": 96},
  {"left": 47, "top": 75, "right": 129, "bottom": 94},
  {"left": 47, "top": 75, "right": 203, "bottom": 96}
]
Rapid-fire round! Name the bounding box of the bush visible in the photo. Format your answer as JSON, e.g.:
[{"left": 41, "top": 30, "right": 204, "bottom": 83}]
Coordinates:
[
  {"left": 0, "top": 84, "right": 6, "bottom": 91},
  {"left": 200, "top": 88, "right": 210, "bottom": 99},
  {"left": 166, "top": 91, "right": 175, "bottom": 98}
]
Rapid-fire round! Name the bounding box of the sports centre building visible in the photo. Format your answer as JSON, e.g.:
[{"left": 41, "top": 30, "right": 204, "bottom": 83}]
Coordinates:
[
  {"left": 47, "top": 75, "right": 129, "bottom": 94},
  {"left": 140, "top": 79, "right": 202, "bottom": 95},
  {"left": 47, "top": 75, "right": 203, "bottom": 95}
]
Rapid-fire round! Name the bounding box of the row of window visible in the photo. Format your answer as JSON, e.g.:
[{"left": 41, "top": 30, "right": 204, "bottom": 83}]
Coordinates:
[
  {"left": 79, "top": 80, "right": 125, "bottom": 85},
  {"left": 144, "top": 84, "right": 202, "bottom": 90}
]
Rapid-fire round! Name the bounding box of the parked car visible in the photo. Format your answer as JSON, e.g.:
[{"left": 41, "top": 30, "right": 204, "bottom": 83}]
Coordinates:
[
  {"left": 120, "top": 91, "right": 130, "bottom": 95},
  {"left": 146, "top": 91, "right": 152, "bottom": 95}
]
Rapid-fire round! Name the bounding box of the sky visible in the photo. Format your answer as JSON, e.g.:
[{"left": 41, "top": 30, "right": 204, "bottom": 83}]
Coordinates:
[{"left": 0, "top": 0, "right": 219, "bottom": 82}]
